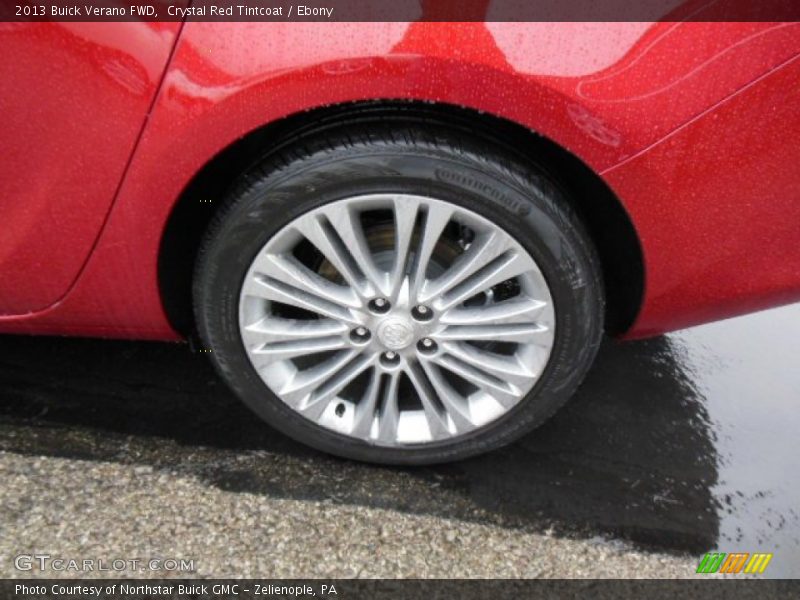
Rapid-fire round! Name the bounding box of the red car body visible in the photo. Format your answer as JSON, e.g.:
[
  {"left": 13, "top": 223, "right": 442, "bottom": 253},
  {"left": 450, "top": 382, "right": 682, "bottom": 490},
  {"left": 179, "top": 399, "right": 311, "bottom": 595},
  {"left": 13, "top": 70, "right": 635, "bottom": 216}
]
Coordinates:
[{"left": 1, "top": 21, "right": 799, "bottom": 340}]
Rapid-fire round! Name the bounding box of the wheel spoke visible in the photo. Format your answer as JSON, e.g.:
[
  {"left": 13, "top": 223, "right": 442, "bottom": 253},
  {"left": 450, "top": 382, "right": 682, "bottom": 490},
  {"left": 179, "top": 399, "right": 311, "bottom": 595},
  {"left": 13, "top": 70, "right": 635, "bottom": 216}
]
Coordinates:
[
  {"left": 243, "top": 315, "right": 349, "bottom": 365},
  {"left": 320, "top": 206, "right": 388, "bottom": 296},
  {"left": 404, "top": 361, "right": 452, "bottom": 440},
  {"left": 377, "top": 372, "right": 401, "bottom": 443},
  {"left": 433, "top": 351, "right": 523, "bottom": 408},
  {"left": 441, "top": 341, "right": 534, "bottom": 385},
  {"left": 351, "top": 367, "right": 381, "bottom": 438},
  {"left": 279, "top": 351, "right": 355, "bottom": 404},
  {"left": 409, "top": 202, "right": 453, "bottom": 299},
  {"left": 443, "top": 253, "right": 533, "bottom": 311},
  {"left": 419, "top": 231, "right": 536, "bottom": 310},
  {"left": 292, "top": 216, "right": 364, "bottom": 294},
  {"left": 417, "top": 231, "right": 505, "bottom": 302},
  {"left": 440, "top": 297, "right": 547, "bottom": 326},
  {"left": 419, "top": 361, "right": 476, "bottom": 434},
  {"left": 242, "top": 316, "right": 347, "bottom": 343},
  {"left": 295, "top": 353, "right": 375, "bottom": 420},
  {"left": 390, "top": 197, "right": 421, "bottom": 298},
  {"left": 242, "top": 255, "right": 359, "bottom": 323},
  {"left": 250, "top": 336, "right": 348, "bottom": 366},
  {"left": 436, "top": 323, "right": 548, "bottom": 344}
]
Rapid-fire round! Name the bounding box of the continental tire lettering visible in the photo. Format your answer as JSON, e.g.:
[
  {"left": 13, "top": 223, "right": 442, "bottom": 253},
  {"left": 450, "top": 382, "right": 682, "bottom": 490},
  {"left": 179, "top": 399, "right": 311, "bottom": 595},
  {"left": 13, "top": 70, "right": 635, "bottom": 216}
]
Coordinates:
[{"left": 434, "top": 168, "right": 531, "bottom": 216}]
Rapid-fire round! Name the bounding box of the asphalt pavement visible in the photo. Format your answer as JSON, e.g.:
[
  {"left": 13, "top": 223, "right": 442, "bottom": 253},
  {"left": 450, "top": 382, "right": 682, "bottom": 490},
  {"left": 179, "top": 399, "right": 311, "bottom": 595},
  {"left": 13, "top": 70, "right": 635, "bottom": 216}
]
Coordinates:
[{"left": 0, "top": 302, "right": 798, "bottom": 578}]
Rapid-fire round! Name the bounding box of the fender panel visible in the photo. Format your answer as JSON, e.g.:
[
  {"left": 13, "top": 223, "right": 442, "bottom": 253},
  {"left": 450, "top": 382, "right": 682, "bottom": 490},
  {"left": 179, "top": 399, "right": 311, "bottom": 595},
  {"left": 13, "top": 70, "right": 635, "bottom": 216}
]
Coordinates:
[{"left": 606, "top": 55, "right": 800, "bottom": 337}]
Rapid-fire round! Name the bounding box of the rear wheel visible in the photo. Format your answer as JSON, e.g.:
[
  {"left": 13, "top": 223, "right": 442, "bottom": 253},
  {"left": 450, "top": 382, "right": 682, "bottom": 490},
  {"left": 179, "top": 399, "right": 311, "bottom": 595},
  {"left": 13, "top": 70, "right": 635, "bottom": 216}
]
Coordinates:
[{"left": 194, "top": 123, "right": 603, "bottom": 464}]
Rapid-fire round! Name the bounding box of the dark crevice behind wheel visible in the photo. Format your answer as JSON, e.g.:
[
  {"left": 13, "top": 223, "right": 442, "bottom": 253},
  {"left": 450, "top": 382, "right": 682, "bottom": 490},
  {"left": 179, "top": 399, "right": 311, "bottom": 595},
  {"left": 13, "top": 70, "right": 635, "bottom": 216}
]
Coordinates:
[{"left": 193, "top": 123, "right": 604, "bottom": 465}]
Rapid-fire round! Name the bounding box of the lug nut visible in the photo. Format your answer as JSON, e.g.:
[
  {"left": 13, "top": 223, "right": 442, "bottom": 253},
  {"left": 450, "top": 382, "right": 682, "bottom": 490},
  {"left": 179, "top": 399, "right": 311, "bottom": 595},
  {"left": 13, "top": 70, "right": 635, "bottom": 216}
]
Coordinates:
[
  {"left": 350, "top": 327, "right": 371, "bottom": 343},
  {"left": 412, "top": 305, "right": 433, "bottom": 321},
  {"left": 380, "top": 351, "right": 400, "bottom": 367},
  {"left": 369, "top": 297, "right": 390, "bottom": 314},
  {"left": 417, "top": 338, "right": 438, "bottom": 354}
]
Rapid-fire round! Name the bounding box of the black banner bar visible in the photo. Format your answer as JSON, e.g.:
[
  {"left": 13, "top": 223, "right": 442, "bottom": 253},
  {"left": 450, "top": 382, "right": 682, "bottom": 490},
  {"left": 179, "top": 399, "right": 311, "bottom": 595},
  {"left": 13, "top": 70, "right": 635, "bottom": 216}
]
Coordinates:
[
  {"left": 3, "top": 580, "right": 799, "bottom": 600},
  {"left": 3, "top": 0, "right": 800, "bottom": 22}
]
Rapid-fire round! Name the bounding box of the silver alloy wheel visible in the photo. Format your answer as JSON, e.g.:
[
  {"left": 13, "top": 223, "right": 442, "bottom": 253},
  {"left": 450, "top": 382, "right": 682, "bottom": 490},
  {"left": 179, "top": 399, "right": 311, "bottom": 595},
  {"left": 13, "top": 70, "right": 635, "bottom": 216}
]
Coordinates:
[{"left": 238, "top": 194, "right": 555, "bottom": 446}]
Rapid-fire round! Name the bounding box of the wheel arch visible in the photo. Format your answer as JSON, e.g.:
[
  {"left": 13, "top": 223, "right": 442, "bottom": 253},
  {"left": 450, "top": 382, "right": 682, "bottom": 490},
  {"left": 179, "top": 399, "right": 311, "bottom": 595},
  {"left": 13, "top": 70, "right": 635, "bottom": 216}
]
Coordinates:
[{"left": 158, "top": 100, "right": 644, "bottom": 339}]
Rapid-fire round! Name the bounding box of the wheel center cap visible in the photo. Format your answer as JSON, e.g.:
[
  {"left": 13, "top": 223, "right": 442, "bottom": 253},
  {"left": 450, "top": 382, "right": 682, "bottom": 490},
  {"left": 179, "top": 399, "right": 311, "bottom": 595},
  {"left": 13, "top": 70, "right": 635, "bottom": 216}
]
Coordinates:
[{"left": 377, "top": 317, "right": 415, "bottom": 350}]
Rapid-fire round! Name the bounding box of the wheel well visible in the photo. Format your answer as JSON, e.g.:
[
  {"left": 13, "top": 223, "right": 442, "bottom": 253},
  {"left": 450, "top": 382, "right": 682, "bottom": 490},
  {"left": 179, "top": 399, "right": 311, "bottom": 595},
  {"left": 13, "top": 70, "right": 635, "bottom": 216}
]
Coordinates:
[{"left": 158, "top": 100, "right": 644, "bottom": 338}]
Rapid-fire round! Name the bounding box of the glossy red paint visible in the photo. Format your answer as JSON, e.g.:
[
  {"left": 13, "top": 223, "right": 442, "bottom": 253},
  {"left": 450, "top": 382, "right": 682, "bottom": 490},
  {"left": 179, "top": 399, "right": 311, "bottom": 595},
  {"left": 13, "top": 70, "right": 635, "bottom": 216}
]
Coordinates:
[
  {"left": 604, "top": 54, "right": 800, "bottom": 337},
  {"left": 1, "top": 20, "right": 799, "bottom": 339},
  {"left": 0, "top": 22, "right": 182, "bottom": 314}
]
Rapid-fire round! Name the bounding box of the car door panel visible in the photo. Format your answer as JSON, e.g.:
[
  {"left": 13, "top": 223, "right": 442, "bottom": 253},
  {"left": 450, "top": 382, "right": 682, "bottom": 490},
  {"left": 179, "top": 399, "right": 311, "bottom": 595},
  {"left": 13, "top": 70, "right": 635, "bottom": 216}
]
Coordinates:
[{"left": 0, "top": 22, "right": 181, "bottom": 315}]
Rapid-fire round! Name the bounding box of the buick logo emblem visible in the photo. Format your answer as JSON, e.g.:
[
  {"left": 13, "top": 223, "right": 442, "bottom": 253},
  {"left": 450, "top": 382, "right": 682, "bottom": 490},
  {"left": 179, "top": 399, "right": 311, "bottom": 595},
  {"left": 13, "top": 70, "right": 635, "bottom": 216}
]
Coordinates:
[{"left": 377, "top": 318, "right": 415, "bottom": 350}]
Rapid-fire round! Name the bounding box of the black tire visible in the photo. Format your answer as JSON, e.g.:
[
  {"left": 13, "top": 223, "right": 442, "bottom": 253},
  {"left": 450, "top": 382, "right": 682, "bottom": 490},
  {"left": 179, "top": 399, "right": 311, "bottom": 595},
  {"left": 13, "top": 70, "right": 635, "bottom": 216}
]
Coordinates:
[{"left": 194, "top": 121, "right": 604, "bottom": 465}]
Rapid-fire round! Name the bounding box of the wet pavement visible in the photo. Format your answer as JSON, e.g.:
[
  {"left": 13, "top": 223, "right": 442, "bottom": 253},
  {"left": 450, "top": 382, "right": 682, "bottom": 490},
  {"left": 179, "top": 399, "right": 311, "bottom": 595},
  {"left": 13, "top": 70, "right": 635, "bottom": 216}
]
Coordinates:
[{"left": 0, "top": 302, "right": 798, "bottom": 577}]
